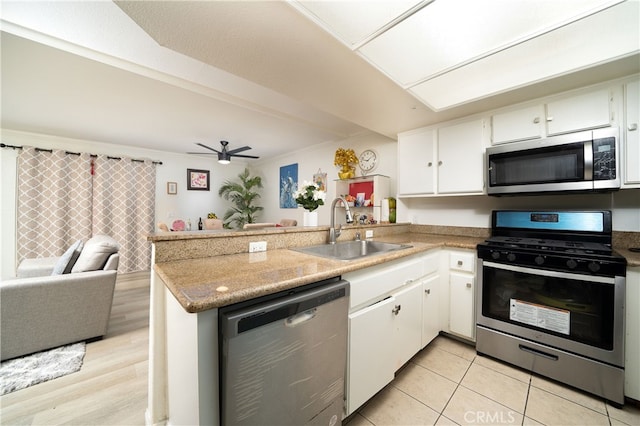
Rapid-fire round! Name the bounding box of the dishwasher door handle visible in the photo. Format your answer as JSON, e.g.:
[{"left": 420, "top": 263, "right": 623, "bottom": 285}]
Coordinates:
[{"left": 285, "top": 308, "right": 317, "bottom": 327}]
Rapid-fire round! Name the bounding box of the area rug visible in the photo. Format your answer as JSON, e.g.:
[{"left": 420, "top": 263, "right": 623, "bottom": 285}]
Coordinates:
[{"left": 0, "top": 342, "right": 86, "bottom": 395}]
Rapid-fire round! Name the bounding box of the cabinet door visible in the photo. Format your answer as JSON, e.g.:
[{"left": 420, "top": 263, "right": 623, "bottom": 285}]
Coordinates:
[
  {"left": 449, "top": 272, "right": 475, "bottom": 341},
  {"left": 421, "top": 274, "right": 440, "bottom": 348},
  {"left": 625, "top": 267, "right": 640, "bottom": 400},
  {"left": 391, "top": 281, "right": 423, "bottom": 370},
  {"left": 397, "top": 129, "right": 435, "bottom": 195},
  {"left": 492, "top": 105, "right": 545, "bottom": 144},
  {"left": 438, "top": 119, "right": 486, "bottom": 194},
  {"left": 546, "top": 89, "right": 611, "bottom": 135},
  {"left": 624, "top": 80, "right": 640, "bottom": 186},
  {"left": 347, "top": 296, "right": 395, "bottom": 415}
]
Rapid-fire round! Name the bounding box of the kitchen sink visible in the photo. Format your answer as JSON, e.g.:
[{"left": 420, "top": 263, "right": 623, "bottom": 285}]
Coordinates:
[{"left": 293, "top": 240, "right": 411, "bottom": 261}]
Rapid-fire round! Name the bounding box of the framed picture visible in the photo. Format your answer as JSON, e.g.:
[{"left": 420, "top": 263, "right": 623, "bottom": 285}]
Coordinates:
[
  {"left": 313, "top": 169, "right": 327, "bottom": 192},
  {"left": 167, "top": 181, "right": 178, "bottom": 195},
  {"left": 187, "top": 169, "right": 210, "bottom": 191},
  {"left": 279, "top": 163, "right": 298, "bottom": 208}
]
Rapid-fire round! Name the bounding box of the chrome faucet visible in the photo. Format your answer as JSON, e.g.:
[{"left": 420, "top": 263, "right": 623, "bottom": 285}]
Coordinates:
[{"left": 329, "top": 196, "right": 354, "bottom": 244}]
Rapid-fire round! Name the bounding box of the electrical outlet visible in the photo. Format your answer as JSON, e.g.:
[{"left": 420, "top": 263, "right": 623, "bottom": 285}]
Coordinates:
[
  {"left": 365, "top": 230, "right": 374, "bottom": 239},
  {"left": 249, "top": 241, "right": 267, "bottom": 253}
]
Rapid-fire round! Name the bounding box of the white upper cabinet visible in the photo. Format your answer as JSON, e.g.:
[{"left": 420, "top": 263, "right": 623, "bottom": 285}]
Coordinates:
[
  {"left": 492, "top": 105, "right": 545, "bottom": 144},
  {"left": 624, "top": 80, "right": 640, "bottom": 187},
  {"left": 491, "top": 88, "right": 613, "bottom": 145},
  {"left": 437, "top": 119, "right": 486, "bottom": 194},
  {"left": 398, "top": 118, "right": 487, "bottom": 197},
  {"left": 397, "top": 128, "right": 436, "bottom": 195},
  {"left": 545, "top": 89, "right": 612, "bottom": 136}
]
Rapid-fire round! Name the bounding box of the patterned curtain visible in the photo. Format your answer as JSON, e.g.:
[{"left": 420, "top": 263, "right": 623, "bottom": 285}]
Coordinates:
[
  {"left": 16, "top": 148, "right": 157, "bottom": 273},
  {"left": 17, "top": 147, "right": 93, "bottom": 262},
  {"left": 91, "top": 155, "right": 156, "bottom": 273}
]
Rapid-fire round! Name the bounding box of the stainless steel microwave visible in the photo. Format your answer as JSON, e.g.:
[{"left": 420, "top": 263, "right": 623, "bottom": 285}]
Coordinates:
[{"left": 486, "top": 128, "right": 619, "bottom": 195}]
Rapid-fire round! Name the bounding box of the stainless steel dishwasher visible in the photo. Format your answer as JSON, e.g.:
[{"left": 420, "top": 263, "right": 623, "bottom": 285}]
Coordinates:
[{"left": 219, "top": 277, "right": 349, "bottom": 426}]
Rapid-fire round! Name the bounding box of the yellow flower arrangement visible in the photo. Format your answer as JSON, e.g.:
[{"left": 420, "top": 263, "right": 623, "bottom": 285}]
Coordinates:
[{"left": 334, "top": 148, "right": 359, "bottom": 179}]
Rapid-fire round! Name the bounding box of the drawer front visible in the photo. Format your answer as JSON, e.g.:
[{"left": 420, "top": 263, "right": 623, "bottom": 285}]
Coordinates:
[
  {"left": 449, "top": 251, "right": 475, "bottom": 273},
  {"left": 346, "top": 256, "right": 424, "bottom": 310}
]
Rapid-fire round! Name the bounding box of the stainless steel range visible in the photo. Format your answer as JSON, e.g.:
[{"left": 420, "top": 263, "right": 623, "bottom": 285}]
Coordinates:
[{"left": 476, "top": 210, "right": 627, "bottom": 405}]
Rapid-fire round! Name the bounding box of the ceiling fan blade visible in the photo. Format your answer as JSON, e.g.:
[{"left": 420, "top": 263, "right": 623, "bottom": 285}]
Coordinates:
[
  {"left": 226, "top": 145, "right": 251, "bottom": 155},
  {"left": 186, "top": 152, "right": 217, "bottom": 155},
  {"left": 195, "top": 142, "right": 221, "bottom": 154},
  {"left": 231, "top": 153, "right": 260, "bottom": 159}
]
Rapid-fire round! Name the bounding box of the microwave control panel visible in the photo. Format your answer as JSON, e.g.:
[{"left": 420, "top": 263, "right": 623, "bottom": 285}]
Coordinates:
[{"left": 593, "top": 136, "right": 616, "bottom": 180}]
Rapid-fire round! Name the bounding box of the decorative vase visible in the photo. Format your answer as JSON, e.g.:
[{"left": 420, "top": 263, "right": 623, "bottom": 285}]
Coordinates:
[
  {"left": 338, "top": 165, "right": 356, "bottom": 180},
  {"left": 303, "top": 211, "right": 318, "bottom": 227}
]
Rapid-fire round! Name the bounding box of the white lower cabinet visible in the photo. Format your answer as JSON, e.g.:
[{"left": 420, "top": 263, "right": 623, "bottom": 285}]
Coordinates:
[
  {"left": 446, "top": 250, "right": 476, "bottom": 341},
  {"left": 421, "top": 274, "right": 440, "bottom": 347},
  {"left": 348, "top": 296, "right": 396, "bottom": 414},
  {"left": 625, "top": 266, "right": 640, "bottom": 400},
  {"left": 391, "top": 281, "right": 423, "bottom": 371}
]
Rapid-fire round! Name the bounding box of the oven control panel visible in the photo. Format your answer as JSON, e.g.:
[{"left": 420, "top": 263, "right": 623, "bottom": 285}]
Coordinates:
[{"left": 480, "top": 247, "right": 626, "bottom": 277}]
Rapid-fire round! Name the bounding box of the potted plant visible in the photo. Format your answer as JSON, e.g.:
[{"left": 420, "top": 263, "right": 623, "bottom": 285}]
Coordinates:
[
  {"left": 334, "top": 148, "right": 359, "bottom": 179},
  {"left": 218, "top": 168, "right": 263, "bottom": 229},
  {"left": 294, "top": 181, "right": 326, "bottom": 226}
]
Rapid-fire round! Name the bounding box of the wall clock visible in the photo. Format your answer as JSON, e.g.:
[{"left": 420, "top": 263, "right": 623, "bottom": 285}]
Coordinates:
[{"left": 358, "top": 149, "right": 378, "bottom": 175}]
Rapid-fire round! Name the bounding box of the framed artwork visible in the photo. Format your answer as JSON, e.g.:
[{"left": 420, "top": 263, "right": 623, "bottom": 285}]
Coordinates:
[
  {"left": 187, "top": 169, "right": 210, "bottom": 191},
  {"left": 279, "top": 163, "right": 298, "bottom": 208},
  {"left": 313, "top": 169, "right": 327, "bottom": 192},
  {"left": 167, "top": 181, "right": 178, "bottom": 195}
]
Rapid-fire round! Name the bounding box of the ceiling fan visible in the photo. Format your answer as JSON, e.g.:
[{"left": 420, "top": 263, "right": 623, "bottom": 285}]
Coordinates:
[{"left": 188, "top": 141, "right": 259, "bottom": 164}]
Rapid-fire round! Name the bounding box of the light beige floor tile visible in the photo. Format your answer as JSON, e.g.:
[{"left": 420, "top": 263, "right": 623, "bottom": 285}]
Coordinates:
[
  {"left": 525, "top": 386, "right": 610, "bottom": 425},
  {"left": 394, "top": 363, "right": 458, "bottom": 412},
  {"left": 473, "top": 354, "right": 531, "bottom": 384},
  {"left": 530, "top": 375, "right": 607, "bottom": 414},
  {"left": 430, "top": 335, "right": 477, "bottom": 361},
  {"left": 443, "top": 386, "right": 523, "bottom": 426},
  {"left": 606, "top": 401, "right": 640, "bottom": 425},
  {"left": 434, "top": 414, "right": 459, "bottom": 425},
  {"left": 360, "top": 386, "right": 440, "bottom": 426},
  {"left": 413, "top": 346, "right": 471, "bottom": 383},
  {"left": 461, "top": 363, "right": 529, "bottom": 413},
  {"left": 522, "top": 416, "right": 545, "bottom": 426},
  {"left": 344, "top": 413, "right": 374, "bottom": 426}
]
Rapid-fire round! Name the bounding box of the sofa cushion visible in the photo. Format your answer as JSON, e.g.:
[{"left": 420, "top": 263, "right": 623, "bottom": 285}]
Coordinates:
[
  {"left": 71, "top": 235, "right": 120, "bottom": 272},
  {"left": 51, "top": 239, "right": 84, "bottom": 275}
]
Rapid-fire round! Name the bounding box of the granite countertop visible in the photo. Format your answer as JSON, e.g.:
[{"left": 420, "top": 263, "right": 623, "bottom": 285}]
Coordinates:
[
  {"left": 153, "top": 230, "right": 640, "bottom": 314},
  {"left": 153, "top": 233, "right": 483, "bottom": 313}
]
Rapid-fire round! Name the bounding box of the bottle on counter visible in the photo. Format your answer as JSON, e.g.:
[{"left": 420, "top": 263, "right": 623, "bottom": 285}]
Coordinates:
[
  {"left": 186, "top": 219, "right": 192, "bottom": 231},
  {"left": 198, "top": 217, "right": 203, "bottom": 230}
]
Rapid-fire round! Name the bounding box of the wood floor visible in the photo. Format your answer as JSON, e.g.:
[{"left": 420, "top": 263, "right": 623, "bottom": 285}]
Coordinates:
[{"left": 0, "top": 271, "right": 150, "bottom": 425}]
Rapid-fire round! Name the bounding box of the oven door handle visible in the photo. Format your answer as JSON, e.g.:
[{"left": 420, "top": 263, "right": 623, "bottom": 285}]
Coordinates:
[{"left": 482, "top": 261, "right": 615, "bottom": 284}]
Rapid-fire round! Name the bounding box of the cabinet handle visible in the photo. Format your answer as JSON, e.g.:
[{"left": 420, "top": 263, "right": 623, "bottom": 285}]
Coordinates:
[
  {"left": 405, "top": 279, "right": 413, "bottom": 285},
  {"left": 438, "top": 161, "right": 443, "bottom": 166},
  {"left": 629, "top": 123, "right": 638, "bottom": 131},
  {"left": 427, "top": 162, "right": 432, "bottom": 167},
  {"left": 425, "top": 288, "right": 431, "bottom": 295},
  {"left": 466, "top": 283, "right": 472, "bottom": 288},
  {"left": 392, "top": 305, "right": 401, "bottom": 315},
  {"left": 533, "top": 117, "right": 540, "bottom": 124},
  {"left": 546, "top": 116, "right": 554, "bottom": 122},
  {"left": 457, "top": 260, "right": 463, "bottom": 266}
]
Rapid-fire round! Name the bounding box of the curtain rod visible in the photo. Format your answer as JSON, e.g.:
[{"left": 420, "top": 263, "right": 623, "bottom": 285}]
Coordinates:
[{"left": 0, "top": 143, "right": 163, "bottom": 165}]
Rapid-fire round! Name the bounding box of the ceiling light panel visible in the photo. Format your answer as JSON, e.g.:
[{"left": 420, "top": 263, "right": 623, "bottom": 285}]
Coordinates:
[
  {"left": 290, "top": 0, "right": 424, "bottom": 47},
  {"left": 357, "top": 0, "right": 623, "bottom": 87},
  {"left": 409, "top": 0, "right": 640, "bottom": 111}
]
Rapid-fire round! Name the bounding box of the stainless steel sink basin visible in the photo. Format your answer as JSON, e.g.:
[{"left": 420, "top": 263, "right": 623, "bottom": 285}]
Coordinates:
[{"left": 293, "top": 240, "right": 412, "bottom": 261}]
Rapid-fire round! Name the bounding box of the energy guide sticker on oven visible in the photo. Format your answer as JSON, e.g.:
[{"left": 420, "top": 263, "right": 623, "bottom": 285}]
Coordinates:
[{"left": 509, "top": 299, "right": 570, "bottom": 335}]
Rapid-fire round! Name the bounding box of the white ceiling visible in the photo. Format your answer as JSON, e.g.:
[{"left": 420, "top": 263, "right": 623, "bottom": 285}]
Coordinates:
[{"left": 1, "top": 1, "right": 638, "bottom": 161}]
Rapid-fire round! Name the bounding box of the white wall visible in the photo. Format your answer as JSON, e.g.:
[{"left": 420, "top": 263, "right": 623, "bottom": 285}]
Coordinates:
[
  {"left": 252, "top": 132, "right": 398, "bottom": 226},
  {"left": 0, "top": 128, "right": 247, "bottom": 278}
]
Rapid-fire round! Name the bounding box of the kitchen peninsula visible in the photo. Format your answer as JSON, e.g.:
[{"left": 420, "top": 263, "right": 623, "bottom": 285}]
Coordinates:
[
  {"left": 145, "top": 223, "right": 484, "bottom": 425},
  {"left": 145, "top": 224, "right": 640, "bottom": 425}
]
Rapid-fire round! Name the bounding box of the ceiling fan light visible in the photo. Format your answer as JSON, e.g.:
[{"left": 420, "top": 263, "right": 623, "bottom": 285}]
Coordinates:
[{"left": 218, "top": 152, "right": 231, "bottom": 164}]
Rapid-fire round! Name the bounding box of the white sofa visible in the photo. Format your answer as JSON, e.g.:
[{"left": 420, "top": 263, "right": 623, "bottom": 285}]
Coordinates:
[{"left": 0, "top": 236, "right": 120, "bottom": 361}]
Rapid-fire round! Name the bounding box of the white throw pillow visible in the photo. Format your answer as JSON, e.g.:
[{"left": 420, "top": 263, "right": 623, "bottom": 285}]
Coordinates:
[
  {"left": 51, "top": 239, "right": 84, "bottom": 275},
  {"left": 71, "top": 235, "right": 120, "bottom": 273}
]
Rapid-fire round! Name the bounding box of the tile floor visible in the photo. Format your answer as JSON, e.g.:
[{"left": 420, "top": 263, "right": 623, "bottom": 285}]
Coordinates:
[{"left": 345, "top": 335, "right": 640, "bottom": 426}]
